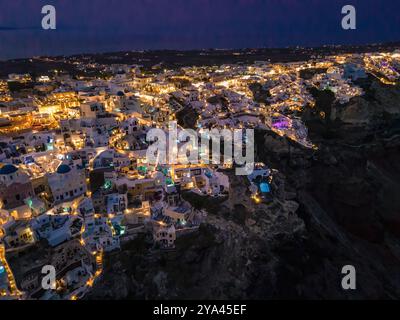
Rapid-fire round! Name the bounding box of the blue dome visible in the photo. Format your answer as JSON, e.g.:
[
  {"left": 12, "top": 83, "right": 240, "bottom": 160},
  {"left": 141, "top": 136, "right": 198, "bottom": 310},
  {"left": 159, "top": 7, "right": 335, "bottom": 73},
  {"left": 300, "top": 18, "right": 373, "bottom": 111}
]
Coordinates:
[
  {"left": 117, "top": 91, "right": 125, "bottom": 96},
  {"left": 57, "top": 164, "right": 71, "bottom": 174},
  {"left": 0, "top": 164, "right": 18, "bottom": 175}
]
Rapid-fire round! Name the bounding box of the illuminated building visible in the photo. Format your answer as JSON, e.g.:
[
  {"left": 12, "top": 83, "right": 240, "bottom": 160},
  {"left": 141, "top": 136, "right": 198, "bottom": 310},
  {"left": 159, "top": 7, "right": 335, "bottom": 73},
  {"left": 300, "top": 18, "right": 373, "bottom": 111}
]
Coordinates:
[
  {"left": 0, "top": 164, "right": 34, "bottom": 213},
  {"left": 47, "top": 164, "right": 87, "bottom": 204},
  {"left": 35, "top": 92, "right": 80, "bottom": 115}
]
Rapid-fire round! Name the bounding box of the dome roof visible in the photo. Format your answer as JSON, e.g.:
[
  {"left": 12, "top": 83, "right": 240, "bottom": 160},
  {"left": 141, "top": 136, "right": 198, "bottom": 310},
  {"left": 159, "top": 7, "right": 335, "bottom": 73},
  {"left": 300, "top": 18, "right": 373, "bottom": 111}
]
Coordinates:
[
  {"left": 117, "top": 91, "right": 125, "bottom": 96},
  {"left": 0, "top": 164, "right": 18, "bottom": 175},
  {"left": 56, "top": 164, "right": 71, "bottom": 174}
]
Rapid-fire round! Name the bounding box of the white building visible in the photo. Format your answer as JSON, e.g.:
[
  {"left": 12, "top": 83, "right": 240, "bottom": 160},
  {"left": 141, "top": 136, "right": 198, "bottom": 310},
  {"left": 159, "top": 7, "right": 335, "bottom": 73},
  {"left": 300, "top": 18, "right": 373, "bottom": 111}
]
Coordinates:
[
  {"left": 106, "top": 193, "right": 128, "bottom": 216},
  {"left": 153, "top": 224, "right": 176, "bottom": 248},
  {"left": 47, "top": 164, "right": 87, "bottom": 204}
]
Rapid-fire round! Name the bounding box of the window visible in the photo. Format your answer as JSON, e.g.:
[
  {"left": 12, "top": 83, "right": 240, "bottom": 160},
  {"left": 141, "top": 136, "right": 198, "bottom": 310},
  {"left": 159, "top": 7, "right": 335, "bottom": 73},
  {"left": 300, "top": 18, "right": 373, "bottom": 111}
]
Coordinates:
[{"left": 15, "top": 194, "right": 21, "bottom": 201}]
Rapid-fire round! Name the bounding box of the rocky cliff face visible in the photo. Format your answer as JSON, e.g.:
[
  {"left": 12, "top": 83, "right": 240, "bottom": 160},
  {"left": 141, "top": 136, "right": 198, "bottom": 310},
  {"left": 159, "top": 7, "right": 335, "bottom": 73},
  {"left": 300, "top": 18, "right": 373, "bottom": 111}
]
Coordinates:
[
  {"left": 87, "top": 196, "right": 308, "bottom": 300},
  {"left": 256, "top": 76, "right": 400, "bottom": 299},
  {"left": 88, "top": 77, "right": 400, "bottom": 300}
]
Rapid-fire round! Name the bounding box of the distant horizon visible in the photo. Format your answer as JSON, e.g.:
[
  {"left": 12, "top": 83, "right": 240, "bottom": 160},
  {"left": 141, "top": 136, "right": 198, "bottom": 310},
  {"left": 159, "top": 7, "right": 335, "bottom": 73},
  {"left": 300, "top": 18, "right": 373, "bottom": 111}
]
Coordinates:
[
  {"left": 1, "top": 0, "right": 400, "bottom": 60},
  {"left": 2, "top": 39, "right": 400, "bottom": 63}
]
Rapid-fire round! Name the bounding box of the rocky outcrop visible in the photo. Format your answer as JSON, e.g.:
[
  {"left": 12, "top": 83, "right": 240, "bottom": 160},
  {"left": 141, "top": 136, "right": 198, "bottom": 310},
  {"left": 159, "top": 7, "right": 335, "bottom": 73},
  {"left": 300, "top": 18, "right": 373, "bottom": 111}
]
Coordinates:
[
  {"left": 338, "top": 97, "right": 374, "bottom": 124},
  {"left": 87, "top": 182, "right": 308, "bottom": 300},
  {"left": 88, "top": 76, "right": 400, "bottom": 300}
]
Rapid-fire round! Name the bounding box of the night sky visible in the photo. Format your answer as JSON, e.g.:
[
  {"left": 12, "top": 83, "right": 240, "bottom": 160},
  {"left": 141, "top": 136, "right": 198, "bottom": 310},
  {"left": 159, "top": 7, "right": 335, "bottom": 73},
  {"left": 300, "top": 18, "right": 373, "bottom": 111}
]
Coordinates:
[{"left": 0, "top": 0, "right": 399, "bottom": 60}]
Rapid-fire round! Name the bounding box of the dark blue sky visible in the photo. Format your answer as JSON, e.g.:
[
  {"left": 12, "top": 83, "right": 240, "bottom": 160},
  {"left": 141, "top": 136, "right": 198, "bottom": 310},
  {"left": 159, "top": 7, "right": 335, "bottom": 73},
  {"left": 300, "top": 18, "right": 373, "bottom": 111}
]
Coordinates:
[{"left": 0, "top": 0, "right": 399, "bottom": 60}]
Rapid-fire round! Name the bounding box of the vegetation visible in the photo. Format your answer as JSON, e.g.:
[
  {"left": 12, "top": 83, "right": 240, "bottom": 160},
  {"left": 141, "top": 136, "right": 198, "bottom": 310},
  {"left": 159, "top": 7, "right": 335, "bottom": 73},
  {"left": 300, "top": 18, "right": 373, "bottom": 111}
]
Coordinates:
[
  {"left": 299, "top": 68, "right": 328, "bottom": 80},
  {"left": 175, "top": 106, "right": 199, "bottom": 129},
  {"left": 182, "top": 191, "right": 228, "bottom": 215}
]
